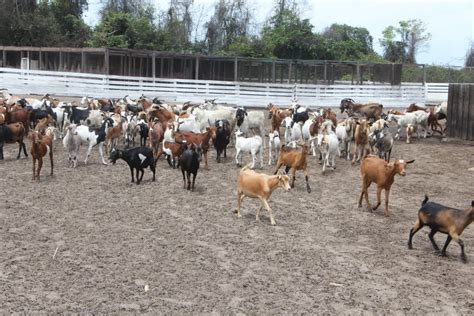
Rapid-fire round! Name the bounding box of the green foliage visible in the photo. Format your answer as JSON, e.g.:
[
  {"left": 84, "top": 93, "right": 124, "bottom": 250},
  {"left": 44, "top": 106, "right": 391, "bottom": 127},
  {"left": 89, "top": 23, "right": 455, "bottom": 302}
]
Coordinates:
[
  {"left": 380, "top": 19, "right": 431, "bottom": 63},
  {"left": 322, "top": 24, "right": 374, "bottom": 60},
  {"left": 262, "top": 9, "right": 316, "bottom": 59}
]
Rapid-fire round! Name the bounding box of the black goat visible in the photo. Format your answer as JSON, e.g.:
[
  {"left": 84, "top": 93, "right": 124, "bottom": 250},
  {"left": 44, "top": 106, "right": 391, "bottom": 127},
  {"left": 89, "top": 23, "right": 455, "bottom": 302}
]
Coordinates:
[
  {"left": 213, "top": 119, "right": 231, "bottom": 163},
  {"left": 235, "top": 107, "right": 247, "bottom": 127},
  {"left": 408, "top": 195, "right": 474, "bottom": 263},
  {"left": 109, "top": 147, "right": 156, "bottom": 185},
  {"left": 138, "top": 122, "right": 149, "bottom": 146},
  {"left": 179, "top": 143, "right": 203, "bottom": 191}
]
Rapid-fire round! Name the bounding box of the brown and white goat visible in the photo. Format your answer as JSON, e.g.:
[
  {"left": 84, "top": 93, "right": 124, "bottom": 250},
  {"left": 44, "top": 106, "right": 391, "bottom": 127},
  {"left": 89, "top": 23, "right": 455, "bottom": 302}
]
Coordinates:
[
  {"left": 358, "top": 153, "right": 414, "bottom": 216},
  {"left": 408, "top": 195, "right": 473, "bottom": 263}
]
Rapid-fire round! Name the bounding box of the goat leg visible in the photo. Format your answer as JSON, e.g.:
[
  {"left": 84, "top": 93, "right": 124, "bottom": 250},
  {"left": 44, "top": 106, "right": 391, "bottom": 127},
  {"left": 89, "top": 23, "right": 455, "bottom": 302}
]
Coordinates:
[
  {"left": 429, "top": 229, "right": 440, "bottom": 252},
  {"left": 439, "top": 235, "right": 452, "bottom": 257}
]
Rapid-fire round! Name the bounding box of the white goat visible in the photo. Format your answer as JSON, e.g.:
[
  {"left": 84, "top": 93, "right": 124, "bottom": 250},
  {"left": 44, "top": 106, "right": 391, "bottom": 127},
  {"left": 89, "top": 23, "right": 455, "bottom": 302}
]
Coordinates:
[
  {"left": 175, "top": 115, "right": 201, "bottom": 133},
  {"left": 283, "top": 116, "right": 302, "bottom": 144},
  {"left": 192, "top": 107, "right": 236, "bottom": 132},
  {"left": 268, "top": 130, "right": 281, "bottom": 165},
  {"left": 236, "top": 109, "right": 266, "bottom": 146},
  {"left": 317, "top": 130, "right": 340, "bottom": 174},
  {"left": 62, "top": 124, "right": 82, "bottom": 168},
  {"left": 75, "top": 118, "right": 112, "bottom": 165},
  {"left": 234, "top": 131, "right": 263, "bottom": 169},
  {"left": 336, "top": 119, "right": 353, "bottom": 160}
]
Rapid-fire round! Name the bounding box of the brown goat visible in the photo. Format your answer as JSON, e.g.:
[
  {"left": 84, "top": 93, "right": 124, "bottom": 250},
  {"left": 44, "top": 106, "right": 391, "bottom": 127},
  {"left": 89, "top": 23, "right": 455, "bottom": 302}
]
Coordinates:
[
  {"left": 174, "top": 127, "right": 216, "bottom": 169},
  {"left": 158, "top": 140, "right": 188, "bottom": 168},
  {"left": 273, "top": 143, "right": 311, "bottom": 193},
  {"left": 267, "top": 104, "right": 292, "bottom": 132},
  {"left": 105, "top": 120, "right": 123, "bottom": 154},
  {"left": 358, "top": 153, "right": 414, "bottom": 216},
  {"left": 30, "top": 129, "right": 54, "bottom": 181},
  {"left": 340, "top": 98, "right": 383, "bottom": 120},
  {"left": 0, "top": 122, "right": 28, "bottom": 159},
  {"left": 351, "top": 119, "right": 369, "bottom": 165},
  {"left": 148, "top": 119, "right": 164, "bottom": 161},
  {"left": 408, "top": 195, "right": 473, "bottom": 262}
]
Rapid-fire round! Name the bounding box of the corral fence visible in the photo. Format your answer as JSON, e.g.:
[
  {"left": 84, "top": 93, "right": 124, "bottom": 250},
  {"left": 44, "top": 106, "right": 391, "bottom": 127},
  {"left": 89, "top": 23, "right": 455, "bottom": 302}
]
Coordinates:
[
  {"left": 447, "top": 83, "right": 474, "bottom": 140},
  {"left": 0, "top": 67, "right": 448, "bottom": 107}
]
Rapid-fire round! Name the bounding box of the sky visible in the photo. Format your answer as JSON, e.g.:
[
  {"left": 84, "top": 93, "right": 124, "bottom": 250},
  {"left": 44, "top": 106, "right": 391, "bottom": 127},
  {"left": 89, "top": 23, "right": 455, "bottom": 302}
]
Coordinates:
[{"left": 84, "top": 0, "right": 473, "bottom": 66}]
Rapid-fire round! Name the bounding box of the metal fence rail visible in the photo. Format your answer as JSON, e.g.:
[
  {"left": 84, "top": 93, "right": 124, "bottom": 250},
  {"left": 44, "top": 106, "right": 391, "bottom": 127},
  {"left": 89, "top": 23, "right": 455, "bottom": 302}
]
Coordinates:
[{"left": 0, "top": 68, "right": 447, "bottom": 107}]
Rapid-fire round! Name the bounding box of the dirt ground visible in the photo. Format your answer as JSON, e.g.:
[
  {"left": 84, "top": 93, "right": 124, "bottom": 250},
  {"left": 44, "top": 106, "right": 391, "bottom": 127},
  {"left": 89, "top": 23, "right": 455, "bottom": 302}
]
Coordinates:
[{"left": 0, "top": 106, "right": 473, "bottom": 313}]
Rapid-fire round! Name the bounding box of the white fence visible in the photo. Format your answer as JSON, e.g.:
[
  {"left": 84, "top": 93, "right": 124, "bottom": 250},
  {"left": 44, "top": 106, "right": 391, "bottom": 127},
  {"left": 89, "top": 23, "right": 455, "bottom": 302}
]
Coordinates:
[{"left": 0, "top": 67, "right": 447, "bottom": 107}]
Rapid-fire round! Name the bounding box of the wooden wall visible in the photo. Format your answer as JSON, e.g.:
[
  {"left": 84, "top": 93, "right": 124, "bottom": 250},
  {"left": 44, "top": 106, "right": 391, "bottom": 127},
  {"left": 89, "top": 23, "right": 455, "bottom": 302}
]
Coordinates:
[{"left": 447, "top": 83, "right": 474, "bottom": 140}]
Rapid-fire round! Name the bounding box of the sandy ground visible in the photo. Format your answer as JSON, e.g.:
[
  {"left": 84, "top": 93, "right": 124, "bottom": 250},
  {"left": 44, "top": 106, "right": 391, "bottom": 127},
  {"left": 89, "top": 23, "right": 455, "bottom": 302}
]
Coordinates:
[{"left": 0, "top": 107, "right": 473, "bottom": 313}]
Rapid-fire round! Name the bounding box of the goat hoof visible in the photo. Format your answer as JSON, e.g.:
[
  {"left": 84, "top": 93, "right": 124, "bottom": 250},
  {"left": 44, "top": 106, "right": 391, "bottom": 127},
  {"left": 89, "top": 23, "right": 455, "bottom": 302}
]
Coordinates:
[
  {"left": 438, "top": 252, "right": 447, "bottom": 257},
  {"left": 461, "top": 255, "right": 467, "bottom": 263},
  {"left": 408, "top": 244, "right": 413, "bottom": 250}
]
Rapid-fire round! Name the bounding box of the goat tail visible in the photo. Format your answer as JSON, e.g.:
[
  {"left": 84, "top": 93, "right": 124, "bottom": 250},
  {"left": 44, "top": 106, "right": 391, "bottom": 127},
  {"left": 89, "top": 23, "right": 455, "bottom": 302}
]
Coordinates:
[
  {"left": 240, "top": 162, "right": 253, "bottom": 173},
  {"left": 422, "top": 194, "right": 429, "bottom": 205}
]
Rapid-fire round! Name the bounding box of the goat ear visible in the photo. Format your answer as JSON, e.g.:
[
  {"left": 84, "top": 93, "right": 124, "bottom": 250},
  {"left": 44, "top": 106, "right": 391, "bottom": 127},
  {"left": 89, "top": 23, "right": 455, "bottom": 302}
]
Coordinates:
[{"left": 406, "top": 159, "right": 415, "bottom": 164}]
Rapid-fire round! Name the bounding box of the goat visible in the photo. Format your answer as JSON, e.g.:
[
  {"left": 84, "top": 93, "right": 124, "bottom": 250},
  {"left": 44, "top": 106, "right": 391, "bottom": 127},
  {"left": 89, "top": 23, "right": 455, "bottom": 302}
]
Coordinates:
[
  {"left": 317, "top": 129, "right": 339, "bottom": 174},
  {"left": 137, "top": 120, "right": 149, "bottom": 146},
  {"left": 109, "top": 147, "right": 156, "bottom": 185},
  {"left": 371, "top": 128, "right": 394, "bottom": 162},
  {"left": 234, "top": 130, "right": 263, "bottom": 169},
  {"left": 0, "top": 122, "right": 28, "bottom": 160},
  {"left": 62, "top": 124, "right": 82, "bottom": 168},
  {"left": 267, "top": 103, "right": 292, "bottom": 133},
  {"left": 179, "top": 143, "right": 203, "bottom": 191},
  {"left": 268, "top": 130, "right": 281, "bottom": 165},
  {"left": 408, "top": 195, "right": 473, "bottom": 263},
  {"left": 75, "top": 117, "right": 113, "bottom": 165},
  {"left": 340, "top": 98, "right": 383, "bottom": 120},
  {"left": 30, "top": 129, "right": 54, "bottom": 181},
  {"left": 159, "top": 140, "right": 187, "bottom": 168},
  {"left": 174, "top": 126, "right": 216, "bottom": 169},
  {"left": 273, "top": 143, "right": 311, "bottom": 193},
  {"left": 235, "top": 107, "right": 266, "bottom": 146},
  {"left": 351, "top": 119, "right": 369, "bottom": 165},
  {"left": 336, "top": 118, "right": 355, "bottom": 160},
  {"left": 358, "top": 152, "right": 414, "bottom": 216},
  {"left": 213, "top": 119, "right": 231, "bottom": 163},
  {"left": 235, "top": 163, "right": 291, "bottom": 225}
]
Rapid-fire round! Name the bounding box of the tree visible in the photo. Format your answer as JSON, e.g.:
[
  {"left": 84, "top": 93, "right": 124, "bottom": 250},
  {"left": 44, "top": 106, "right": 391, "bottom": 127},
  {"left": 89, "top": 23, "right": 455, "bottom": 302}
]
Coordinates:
[
  {"left": 380, "top": 19, "right": 431, "bottom": 63},
  {"left": 465, "top": 42, "right": 474, "bottom": 67},
  {"left": 262, "top": 6, "right": 316, "bottom": 59},
  {"left": 204, "top": 0, "right": 251, "bottom": 54},
  {"left": 322, "top": 24, "right": 374, "bottom": 60}
]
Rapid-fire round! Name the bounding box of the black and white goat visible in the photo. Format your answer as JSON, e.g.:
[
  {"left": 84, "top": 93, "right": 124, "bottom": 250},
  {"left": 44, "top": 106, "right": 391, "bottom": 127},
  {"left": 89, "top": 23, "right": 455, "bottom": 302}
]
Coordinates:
[{"left": 109, "top": 146, "right": 156, "bottom": 184}]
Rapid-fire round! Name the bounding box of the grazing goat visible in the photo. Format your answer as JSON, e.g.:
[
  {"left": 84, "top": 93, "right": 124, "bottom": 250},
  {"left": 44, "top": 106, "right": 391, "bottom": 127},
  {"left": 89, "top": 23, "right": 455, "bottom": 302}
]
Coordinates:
[
  {"left": 268, "top": 130, "right": 281, "bottom": 165},
  {"left": 358, "top": 153, "right": 414, "bottom": 216},
  {"left": 274, "top": 143, "right": 311, "bottom": 193},
  {"left": 109, "top": 147, "right": 156, "bottom": 184},
  {"left": 30, "top": 129, "right": 54, "bottom": 181},
  {"left": 371, "top": 128, "right": 394, "bottom": 162},
  {"left": 179, "top": 143, "right": 203, "bottom": 191},
  {"left": 235, "top": 163, "right": 291, "bottom": 225},
  {"left": 408, "top": 195, "right": 473, "bottom": 263},
  {"left": 62, "top": 124, "right": 82, "bottom": 168},
  {"left": 351, "top": 119, "right": 369, "bottom": 165},
  {"left": 234, "top": 130, "right": 263, "bottom": 169},
  {"left": 213, "top": 119, "right": 231, "bottom": 163}
]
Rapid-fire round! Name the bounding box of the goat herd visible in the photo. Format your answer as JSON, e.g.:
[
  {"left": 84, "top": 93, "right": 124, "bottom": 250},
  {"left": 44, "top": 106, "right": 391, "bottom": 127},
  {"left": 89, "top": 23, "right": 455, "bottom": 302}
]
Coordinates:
[{"left": 0, "top": 91, "right": 472, "bottom": 264}]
